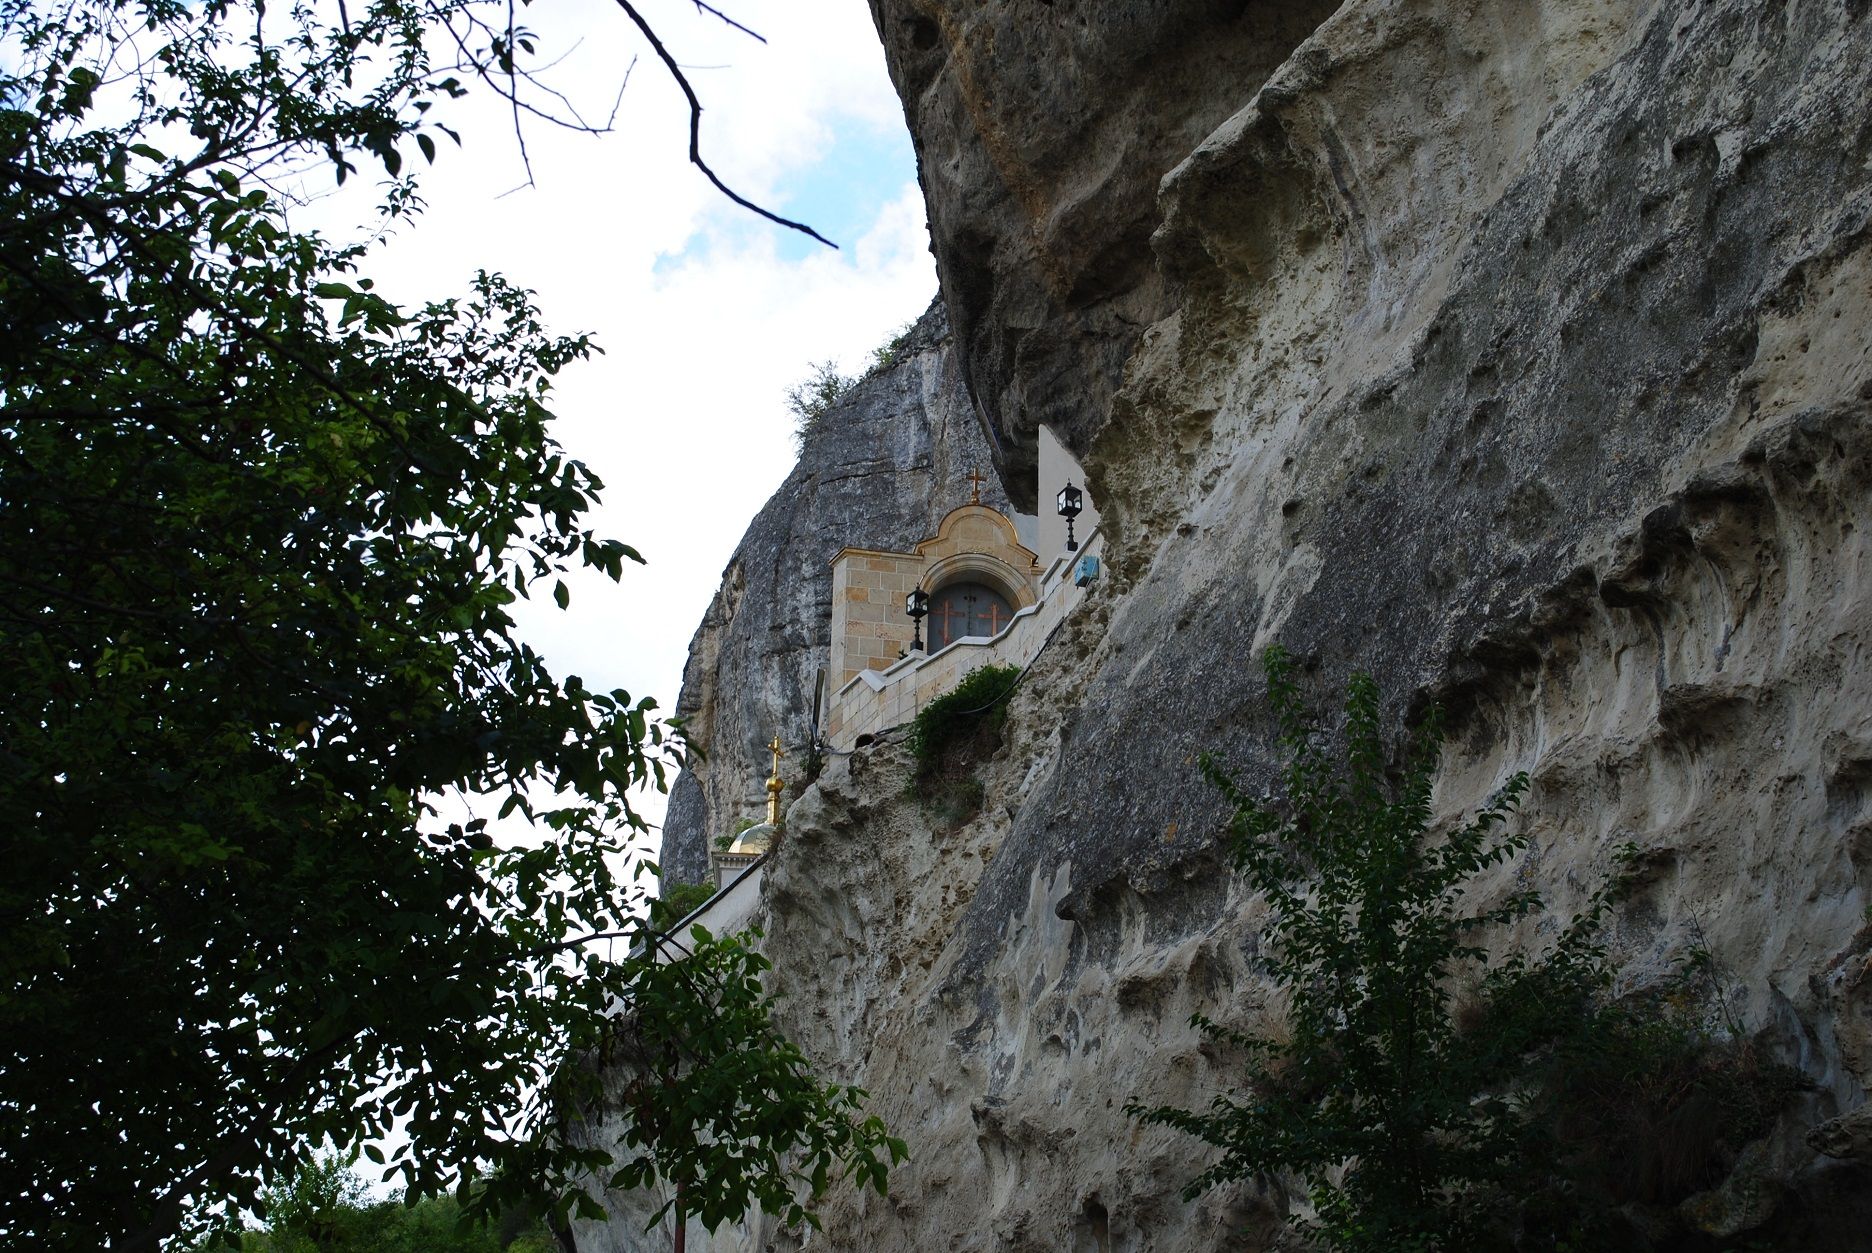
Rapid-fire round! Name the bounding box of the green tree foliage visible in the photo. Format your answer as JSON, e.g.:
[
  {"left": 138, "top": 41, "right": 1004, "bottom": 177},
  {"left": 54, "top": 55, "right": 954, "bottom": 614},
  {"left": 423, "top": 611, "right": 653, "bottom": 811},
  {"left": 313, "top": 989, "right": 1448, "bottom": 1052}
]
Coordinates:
[
  {"left": 1132, "top": 649, "right": 1805, "bottom": 1249},
  {"left": 1504, "top": 950, "right": 1806, "bottom": 1248},
  {"left": 218, "top": 1154, "right": 554, "bottom": 1253},
  {"left": 647, "top": 880, "right": 718, "bottom": 930},
  {"left": 600, "top": 925, "right": 907, "bottom": 1238},
  {"left": 254, "top": 1155, "right": 375, "bottom": 1248},
  {"left": 0, "top": 0, "right": 894, "bottom": 1246},
  {"left": 784, "top": 360, "right": 853, "bottom": 452},
  {"left": 1129, "top": 647, "right": 1614, "bottom": 1251},
  {"left": 908, "top": 663, "right": 1021, "bottom": 772}
]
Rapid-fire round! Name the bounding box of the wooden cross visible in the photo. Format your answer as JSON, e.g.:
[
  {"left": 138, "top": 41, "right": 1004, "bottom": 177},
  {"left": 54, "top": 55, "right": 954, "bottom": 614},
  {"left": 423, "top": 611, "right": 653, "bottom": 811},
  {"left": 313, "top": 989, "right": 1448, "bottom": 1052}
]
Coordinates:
[{"left": 933, "top": 599, "right": 964, "bottom": 637}]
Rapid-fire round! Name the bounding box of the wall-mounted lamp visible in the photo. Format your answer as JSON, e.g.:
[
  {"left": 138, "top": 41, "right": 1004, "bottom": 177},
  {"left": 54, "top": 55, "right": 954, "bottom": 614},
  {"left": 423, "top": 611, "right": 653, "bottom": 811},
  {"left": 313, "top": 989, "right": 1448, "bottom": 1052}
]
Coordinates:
[
  {"left": 905, "top": 586, "right": 930, "bottom": 652},
  {"left": 1056, "top": 483, "right": 1084, "bottom": 553}
]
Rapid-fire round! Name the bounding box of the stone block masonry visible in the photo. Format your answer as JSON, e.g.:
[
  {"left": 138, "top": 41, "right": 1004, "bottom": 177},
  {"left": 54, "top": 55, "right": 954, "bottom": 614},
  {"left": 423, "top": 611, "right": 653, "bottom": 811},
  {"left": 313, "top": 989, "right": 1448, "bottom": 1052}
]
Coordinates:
[{"left": 826, "top": 528, "right": 1101, "bottom": 750}]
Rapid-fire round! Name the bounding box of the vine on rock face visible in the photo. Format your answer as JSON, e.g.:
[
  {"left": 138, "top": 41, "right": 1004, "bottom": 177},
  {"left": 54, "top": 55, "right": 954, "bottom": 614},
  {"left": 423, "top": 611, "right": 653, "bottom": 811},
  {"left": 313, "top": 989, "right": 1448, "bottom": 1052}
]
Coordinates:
[
  {"left": 908, "top": 664, "right": 1021, "bottom": 773},
  {"left": 907, "top": 663, "right": 1020, "bottom": 826}
]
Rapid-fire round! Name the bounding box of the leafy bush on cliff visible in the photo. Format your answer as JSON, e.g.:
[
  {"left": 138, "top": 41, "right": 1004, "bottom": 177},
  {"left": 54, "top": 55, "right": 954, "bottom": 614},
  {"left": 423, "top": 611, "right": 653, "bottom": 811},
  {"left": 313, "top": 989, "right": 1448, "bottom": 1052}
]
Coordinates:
[
  {"left": 785, "top": 361, "right": 853, "bottom": 452},
  {"left": 868, "top": 320, "right": 916, "bottom": 373},
  {"left": 785, "top": 323, "right": 918, "bottom": 452},
  {"left": 1131, "top": 647, "right": 1797, "bottom": 1250},
  {"left": 906, "top": 664, "right": 1021, "bottom": 826}
]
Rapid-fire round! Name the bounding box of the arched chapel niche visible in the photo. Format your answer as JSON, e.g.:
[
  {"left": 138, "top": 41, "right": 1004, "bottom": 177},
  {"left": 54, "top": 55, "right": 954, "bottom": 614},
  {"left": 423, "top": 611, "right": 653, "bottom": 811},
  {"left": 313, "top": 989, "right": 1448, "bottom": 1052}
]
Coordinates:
[
  {"left": 826, "top": 502, "right": 1041, "bottom": 687},
  {"left": 926, "top": 580, "right": 1015, "bottom": 650}
]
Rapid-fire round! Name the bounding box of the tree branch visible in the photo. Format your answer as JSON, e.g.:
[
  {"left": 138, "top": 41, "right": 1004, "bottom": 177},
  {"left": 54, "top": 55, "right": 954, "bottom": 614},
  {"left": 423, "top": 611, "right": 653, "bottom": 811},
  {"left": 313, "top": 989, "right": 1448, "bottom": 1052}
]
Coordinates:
[
  {"left": 611, "top": 0, "right": 836, "bottom": 249},
  {"left": 689, "top": 0, "right": 764, "bottom": 43}
]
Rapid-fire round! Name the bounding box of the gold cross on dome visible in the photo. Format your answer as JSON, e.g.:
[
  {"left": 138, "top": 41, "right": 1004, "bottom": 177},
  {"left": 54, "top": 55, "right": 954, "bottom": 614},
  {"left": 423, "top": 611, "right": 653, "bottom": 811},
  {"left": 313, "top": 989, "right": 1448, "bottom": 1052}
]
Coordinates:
[
  {"left": 967, "top": 467, "right": 986, "bottom": 504},
  {"left": 766, "top": 734, "right": 786, "bottom": 826}
]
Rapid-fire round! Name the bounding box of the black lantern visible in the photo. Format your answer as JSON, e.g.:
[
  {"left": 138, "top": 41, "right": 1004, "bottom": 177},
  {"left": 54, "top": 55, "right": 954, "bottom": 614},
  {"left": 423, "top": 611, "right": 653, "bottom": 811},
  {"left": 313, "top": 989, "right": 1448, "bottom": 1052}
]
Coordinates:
[
  {"left": 905, "top": 586, "right": 930, "bottom": 652},
  {"left": 1056, "top": 482, "right": 1084, "bottom": 552}
]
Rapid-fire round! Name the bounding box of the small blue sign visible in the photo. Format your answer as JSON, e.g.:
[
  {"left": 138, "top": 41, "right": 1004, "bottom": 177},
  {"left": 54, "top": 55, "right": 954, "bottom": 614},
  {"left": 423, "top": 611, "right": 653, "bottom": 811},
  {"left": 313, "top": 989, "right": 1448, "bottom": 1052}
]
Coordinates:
[{"left": 1073, "top": 554, "right": 1101, "bottom": 587}]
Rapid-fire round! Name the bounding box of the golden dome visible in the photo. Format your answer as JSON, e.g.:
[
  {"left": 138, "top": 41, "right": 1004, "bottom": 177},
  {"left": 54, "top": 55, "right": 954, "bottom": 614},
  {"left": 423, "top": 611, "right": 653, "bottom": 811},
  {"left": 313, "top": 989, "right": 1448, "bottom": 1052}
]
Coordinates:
[{"left": 727, "top": 822, "right": 775, "bottom": 856}]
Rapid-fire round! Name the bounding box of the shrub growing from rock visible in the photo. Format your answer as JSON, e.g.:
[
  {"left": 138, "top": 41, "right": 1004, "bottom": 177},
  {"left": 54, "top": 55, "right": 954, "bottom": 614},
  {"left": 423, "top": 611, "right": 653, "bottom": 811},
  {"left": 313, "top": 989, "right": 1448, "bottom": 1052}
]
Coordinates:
[
  {"left": 908, "top": 664, "right": 1021, "bottom": 824},
  {"left": 1131, "top": 646, "right": 1799, "bottom": 1251}
]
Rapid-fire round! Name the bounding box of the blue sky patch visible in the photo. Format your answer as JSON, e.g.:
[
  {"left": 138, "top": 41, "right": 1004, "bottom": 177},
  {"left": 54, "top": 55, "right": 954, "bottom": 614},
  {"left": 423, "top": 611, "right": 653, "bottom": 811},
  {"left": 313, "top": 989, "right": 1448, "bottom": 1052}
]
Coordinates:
[
  {"left": 657, "top": 116, "right": 919, "bottom": 275},
  {"left": 769, "top": 120, "right": 919, "bottom": 260}
]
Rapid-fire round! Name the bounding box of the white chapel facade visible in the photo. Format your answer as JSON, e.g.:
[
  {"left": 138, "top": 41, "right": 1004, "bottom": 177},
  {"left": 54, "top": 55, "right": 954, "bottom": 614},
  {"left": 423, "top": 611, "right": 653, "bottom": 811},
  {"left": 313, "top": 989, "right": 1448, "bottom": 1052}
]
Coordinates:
[
  {"left": 824, "top": 426, "right": 1102, "bottom": 751},
  {"left": 699, "top": 426, "right": 1101, "bottom": 894}
]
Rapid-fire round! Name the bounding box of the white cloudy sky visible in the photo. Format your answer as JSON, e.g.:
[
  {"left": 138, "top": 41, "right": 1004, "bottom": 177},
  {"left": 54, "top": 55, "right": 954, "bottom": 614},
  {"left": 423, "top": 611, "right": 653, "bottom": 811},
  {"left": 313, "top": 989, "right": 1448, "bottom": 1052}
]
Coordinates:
[{"left": 345, "top": 1, "right": 934, "bottom": 832}]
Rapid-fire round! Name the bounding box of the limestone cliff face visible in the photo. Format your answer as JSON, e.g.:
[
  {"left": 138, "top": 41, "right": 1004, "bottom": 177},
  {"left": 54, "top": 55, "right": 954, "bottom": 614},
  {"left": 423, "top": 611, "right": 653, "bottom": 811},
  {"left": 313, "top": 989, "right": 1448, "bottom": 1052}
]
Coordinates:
[
  {"left": 868, "top": 0, "right": 1343, "bottom": 507},
  {"left": 658, "top": 300, "right": 1006, "bottom": 886},
  {"left": 608, "top": 2, "right": 1872, "bottom": 1249},
  {"left": 861, "top": 1, "right": 1347, "bottom": 509}
]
